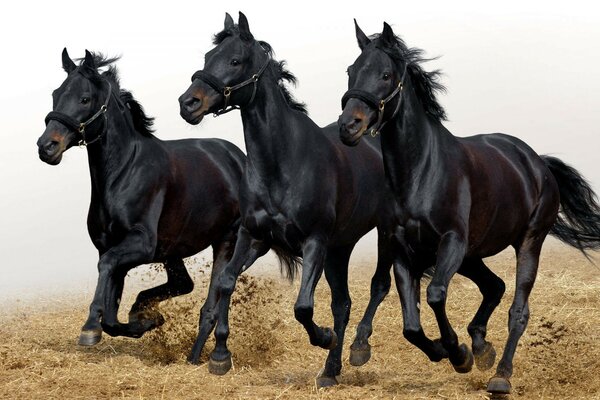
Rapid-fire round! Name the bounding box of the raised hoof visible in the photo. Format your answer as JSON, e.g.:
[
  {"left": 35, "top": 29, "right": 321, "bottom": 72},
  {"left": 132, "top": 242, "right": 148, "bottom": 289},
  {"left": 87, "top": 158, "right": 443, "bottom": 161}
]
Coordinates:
[
  {"left": 487, "top": 376, "right": 511, "bottom": 394},
  {"left": 349, "top": 343, "right": 371, "bottom": 366},
  {"left": 78, "top": 329, "right": 102, "bottom": 346},
  {"left": 128, "top": 310, "right": 165, "bottom": 327},
  {"left": 323, "top": 328, "right": 338, "bottom": 350},
  {"left": 208, "top": 354, "right": 232, "bottom": 376},
  {"left": 316, "top": 373, "right": 339, "bottom": 388},
  {"left": 474, "top": 342, "right": 497, "bottom": 371},
  {"left": 452, "top": 343, "right": 474, "bottom": 374}
]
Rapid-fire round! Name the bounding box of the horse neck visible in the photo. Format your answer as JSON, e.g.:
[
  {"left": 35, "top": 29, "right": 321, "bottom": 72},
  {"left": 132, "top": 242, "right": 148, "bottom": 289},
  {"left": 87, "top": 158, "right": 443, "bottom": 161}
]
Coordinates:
[
  {"left": 86, "top": 99, "right": 146, "bottom": 194},
  {"left": 381, "top": 75, "right": 452, "bottom": 195},
  {"left": 240, "top": 73, "right": 302, "bottom": 180}
]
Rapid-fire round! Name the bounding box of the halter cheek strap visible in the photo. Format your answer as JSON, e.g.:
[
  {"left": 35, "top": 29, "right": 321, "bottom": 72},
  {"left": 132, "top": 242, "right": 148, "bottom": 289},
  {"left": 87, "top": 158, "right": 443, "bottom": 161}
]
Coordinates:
[
  {"left": 44, "top": 81, "right": 112, "bottom": 147},
  {"left": 341, "top": 64, "right": 408, "bottom": 137},
  {"left": 190, "top": 57, "right": 270, "bottom": 116}
]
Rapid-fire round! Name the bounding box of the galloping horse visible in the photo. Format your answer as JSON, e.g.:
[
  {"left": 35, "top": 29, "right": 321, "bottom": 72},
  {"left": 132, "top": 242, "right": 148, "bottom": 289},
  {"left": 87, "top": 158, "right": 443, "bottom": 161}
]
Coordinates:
[
  {"left": 338, "top": 21, "right": 600, "bottom": 394},
  {"left": 37, "top": 49, "right": 247, "bottom": 355},
  {"left": 178, "top": 12, "right": 401, "bottom": 386}
]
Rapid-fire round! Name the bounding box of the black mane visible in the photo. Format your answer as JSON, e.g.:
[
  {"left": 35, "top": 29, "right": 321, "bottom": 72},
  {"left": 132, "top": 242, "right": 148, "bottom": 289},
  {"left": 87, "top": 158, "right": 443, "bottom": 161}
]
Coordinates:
[
  {"left": 371, "top": 34, "right": 447, "bottom": 121},
  {"left": 78, "top": 52, "right": 155, "bottom": 136},
  {"left": 213, "top": 26, "right": 307, "bottom": 114}
]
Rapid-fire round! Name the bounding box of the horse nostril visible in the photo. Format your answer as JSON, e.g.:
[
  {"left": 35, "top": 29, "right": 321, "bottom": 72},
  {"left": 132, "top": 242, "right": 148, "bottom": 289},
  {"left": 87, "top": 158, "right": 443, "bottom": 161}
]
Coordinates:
[
  {"left": 353, "top": 118, "right": 363, "bottom": 126},
  {"left": 183, "top": 96, "right": 201, "bottom": 113},
  {"left": 45, "top": 140, "right": 59, "bottom": 153}
]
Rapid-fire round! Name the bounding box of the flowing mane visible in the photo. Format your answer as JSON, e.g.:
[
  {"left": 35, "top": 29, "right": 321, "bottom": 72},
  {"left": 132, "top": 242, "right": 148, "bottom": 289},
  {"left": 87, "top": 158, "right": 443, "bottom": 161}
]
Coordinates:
[
  {"left": 371, "top": 34, "right": 447, "bottom": 121},
  {"left": 213, "top": 25, "right": 308, "bottom": 114},
  {"left": 78, "top": 52, "right": 155, "bottom": 136}
]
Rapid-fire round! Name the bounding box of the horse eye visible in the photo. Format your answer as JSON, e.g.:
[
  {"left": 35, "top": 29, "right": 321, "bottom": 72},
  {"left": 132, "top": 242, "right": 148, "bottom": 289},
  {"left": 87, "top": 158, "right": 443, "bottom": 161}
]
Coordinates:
[
  {"left": 382, "top": 72, "right": 391, "bottom": 81},
  {"left": 230, "top": 59, "right": 240, "bottom": 66},
  {"left": 81, "top": 97, "right": 90, "bottom": 104}
]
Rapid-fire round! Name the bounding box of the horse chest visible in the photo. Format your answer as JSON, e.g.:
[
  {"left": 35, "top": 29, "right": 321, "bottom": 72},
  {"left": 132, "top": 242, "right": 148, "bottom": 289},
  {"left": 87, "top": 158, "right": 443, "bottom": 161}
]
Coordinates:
[
  {"left": 404, "top": 218, "right": 439, "bottom": 253},
  {"left": 244, "top": 205, "right": 303, "bottom": 251}
]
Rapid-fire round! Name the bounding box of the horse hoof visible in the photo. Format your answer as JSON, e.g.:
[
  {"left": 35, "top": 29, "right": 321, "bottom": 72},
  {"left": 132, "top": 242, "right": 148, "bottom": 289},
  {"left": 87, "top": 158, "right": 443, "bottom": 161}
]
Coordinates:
[
  {"left": 452, "top": 343, "right": 474, "bottom": 374},
  {"left": 208, "top": 354, "right": 232, "bottom": 376},
  {"left": 129, "top": 310, "right": 165, "bottom": 327},
  {"left": 474, "top": 342, "right": 496, "bottom": 371},
  {"left": 349, "top": 343, "right": 371, "bottom": 366},
  {"left": 78, "top": 329, "right": 102, "bottom": 346},
  {"left": 323, "top": 328, "right": 338, "bottom": 350},
  {"left": 316, "top": 372, "right": 339, "bottom": 388},
  {"left": 487, "top": 376, "right": 511, "bottom": 394}
]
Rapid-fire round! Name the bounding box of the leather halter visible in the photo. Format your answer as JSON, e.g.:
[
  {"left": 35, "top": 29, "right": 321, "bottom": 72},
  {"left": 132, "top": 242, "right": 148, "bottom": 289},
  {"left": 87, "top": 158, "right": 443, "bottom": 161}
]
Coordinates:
[
  {"left": 191, "top": 57, "right": 270, "bottom": 116},
  {"left": 341, "top": 64, "right": 408, "bottom": 137},
  {"left": 45, "top": 75, "right": 112, "bottom": 147}
]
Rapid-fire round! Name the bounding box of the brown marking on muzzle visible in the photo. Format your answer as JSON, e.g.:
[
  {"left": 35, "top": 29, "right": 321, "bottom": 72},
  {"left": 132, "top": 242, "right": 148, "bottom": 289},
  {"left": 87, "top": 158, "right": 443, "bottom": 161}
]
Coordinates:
[
  {"left": 192, "top": 89, "right": 217, "bottom": 116},
  {"left": 49, "top": 131, "right": 69, "bottom": 152}
]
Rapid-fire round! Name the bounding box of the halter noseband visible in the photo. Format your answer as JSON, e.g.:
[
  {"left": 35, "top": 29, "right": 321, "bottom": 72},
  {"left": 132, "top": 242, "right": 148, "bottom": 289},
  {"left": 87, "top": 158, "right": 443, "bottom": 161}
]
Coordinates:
[
  {"left": 341, "top": 64, "right": 408, "bottom": 137},
  {"left": 44, "top": 78, "right": 112, "bottom": 147},
  {"left": 190, "top": 57, "right": 270, "bottom": 116}
]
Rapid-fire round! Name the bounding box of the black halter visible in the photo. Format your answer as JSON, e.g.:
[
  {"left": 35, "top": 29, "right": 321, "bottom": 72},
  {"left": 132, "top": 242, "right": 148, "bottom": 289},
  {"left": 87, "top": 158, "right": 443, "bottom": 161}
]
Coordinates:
[
  {"left": 45, "top": 79, "right": 112, "bottom": 147},
  {"left": 191, "top": 57, "right": 270, "bottom": 116},
  {"left": 341, "top": 64, "right": 408, "bottom": 137}
]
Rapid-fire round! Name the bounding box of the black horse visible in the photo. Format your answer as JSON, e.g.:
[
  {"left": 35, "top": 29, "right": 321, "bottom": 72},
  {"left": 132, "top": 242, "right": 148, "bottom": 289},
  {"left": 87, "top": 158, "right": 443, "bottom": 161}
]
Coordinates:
[
  {"left": 37, "top": 49, "right": 247, "bottom": 353},
  {"left": 339, "top": 21, "right": 600, "bottom": 394},
  {"left": 178, "top": 12, "right": 402, "bottom": 386}
]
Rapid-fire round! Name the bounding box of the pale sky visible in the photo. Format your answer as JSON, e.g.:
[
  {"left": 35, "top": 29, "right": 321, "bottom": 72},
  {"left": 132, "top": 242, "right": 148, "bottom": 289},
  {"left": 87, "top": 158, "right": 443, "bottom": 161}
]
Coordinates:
[{"left": 1, "top": 1, "right": 599, "bottom": 300}]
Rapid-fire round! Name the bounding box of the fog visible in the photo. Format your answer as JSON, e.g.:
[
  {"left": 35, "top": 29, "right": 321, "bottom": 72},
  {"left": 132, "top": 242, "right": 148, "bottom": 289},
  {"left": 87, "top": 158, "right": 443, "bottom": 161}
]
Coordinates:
[{"left": 1, "top": 0, "right": 598, "bottom": 302}]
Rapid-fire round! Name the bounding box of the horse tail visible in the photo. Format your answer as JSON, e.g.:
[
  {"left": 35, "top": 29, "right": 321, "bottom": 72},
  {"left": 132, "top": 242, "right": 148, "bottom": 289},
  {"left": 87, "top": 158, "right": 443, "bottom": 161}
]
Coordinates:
[
  {"left": 542, "top": 155, "right": 600, "bottom": 253},
  {"left": 271, "top": 245, "right": 302, "bottom": 282}
]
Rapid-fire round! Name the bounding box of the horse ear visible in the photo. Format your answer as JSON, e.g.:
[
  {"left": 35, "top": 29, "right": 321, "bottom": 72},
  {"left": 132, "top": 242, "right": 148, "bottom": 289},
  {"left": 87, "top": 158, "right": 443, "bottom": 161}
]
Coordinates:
[
  {"left": 382, "top": 22, "right": 395, "bottom": 43},
  {"left": 354, "top": 19, "right": 371, "bottom": 50},
  {"left": 83, "top": 49, "right": 96, "bottom": 69},
  {"left": 238, "top": 11, "right": 253, "bottom": 41},
  {"left": 224, "top": 12, "right": 234, "bottom": 30},
  {"left": 62, "top": 47, "right": 76, "bottom": 73}
]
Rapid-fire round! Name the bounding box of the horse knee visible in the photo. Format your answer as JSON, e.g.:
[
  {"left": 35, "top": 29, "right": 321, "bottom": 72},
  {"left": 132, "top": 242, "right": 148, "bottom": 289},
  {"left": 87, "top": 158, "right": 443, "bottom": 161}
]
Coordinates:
[{"left": 426, "top": 284, "right": 447, "bottom": 308}]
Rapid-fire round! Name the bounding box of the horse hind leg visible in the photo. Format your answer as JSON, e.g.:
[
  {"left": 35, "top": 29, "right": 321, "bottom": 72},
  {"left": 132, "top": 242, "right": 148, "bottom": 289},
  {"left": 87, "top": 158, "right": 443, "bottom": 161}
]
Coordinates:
[
  {"left": 317, "top": 245, "right": 354, "bottom": 388},
  {"left": 350, "top": 231, "right": 393, "bottom": 367},
  {"left": 458, "top": 257, "right": 505, "bottom": 371},
  {"left": 127, "top": 258, "right": 194, "bottom": 330},
  {"left": 487, "top": 234, "right": 546, "bottom": 394}
]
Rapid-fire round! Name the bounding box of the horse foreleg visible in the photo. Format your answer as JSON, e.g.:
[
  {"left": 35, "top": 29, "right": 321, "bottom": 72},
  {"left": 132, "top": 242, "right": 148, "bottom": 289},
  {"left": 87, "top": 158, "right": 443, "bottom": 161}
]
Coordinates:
[
  {"left": 394, "top": 259, "right": 449, "bottom": 362},
  {"left": 79, "top": 226, "right": 156, "bottom": 345},
  {"left": 350, "top": 231, "right": 393, "bottom": 367},
  {"left": 317, "top": 245, "right": 354, "bottom": 387},
  {"left": 187, "top": 230, "right": 236, "bottom": 364},
  {"left": 205, "top": 227, "right": 269, "bottom": 374},
  {"left": 427, "top": 231, "right": 473, "bottom": 373},
  {"left": 293, "top": 236, "right": 336, "bottom": 350}
]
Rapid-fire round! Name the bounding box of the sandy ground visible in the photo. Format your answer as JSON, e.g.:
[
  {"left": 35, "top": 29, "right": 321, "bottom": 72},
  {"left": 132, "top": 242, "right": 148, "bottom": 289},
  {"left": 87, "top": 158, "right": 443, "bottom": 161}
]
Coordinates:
[{"left": 0, "top": 243, "right": 599, "bottom": 399}]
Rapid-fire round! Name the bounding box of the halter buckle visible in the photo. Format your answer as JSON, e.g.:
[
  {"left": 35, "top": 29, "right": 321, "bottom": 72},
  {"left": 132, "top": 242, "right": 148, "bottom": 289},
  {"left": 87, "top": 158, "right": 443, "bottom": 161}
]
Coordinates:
[
  {"left": 369, "top": 129, "right": 379, "bottom": 138},
  {"left": 78, "top": 139, "right": 87, "bottom": 148},
  {"left": 252, "top": 74, "right": 259, "bottom": 82},
  {"left": 223, "top": 87, "right": 232, "bottom": 97},
  {"left": 78, "top": 123, "right": 85, "bottom": 133},
  {"left": 379, "top": 100, "right": 386, "bottom": 111}
]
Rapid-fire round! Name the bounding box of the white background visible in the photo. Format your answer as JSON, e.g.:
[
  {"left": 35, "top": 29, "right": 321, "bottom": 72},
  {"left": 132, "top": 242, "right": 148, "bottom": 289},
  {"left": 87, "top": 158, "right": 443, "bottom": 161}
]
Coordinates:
[{"left": 1, "top": 1, "right": 599, "bottom": 301}]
